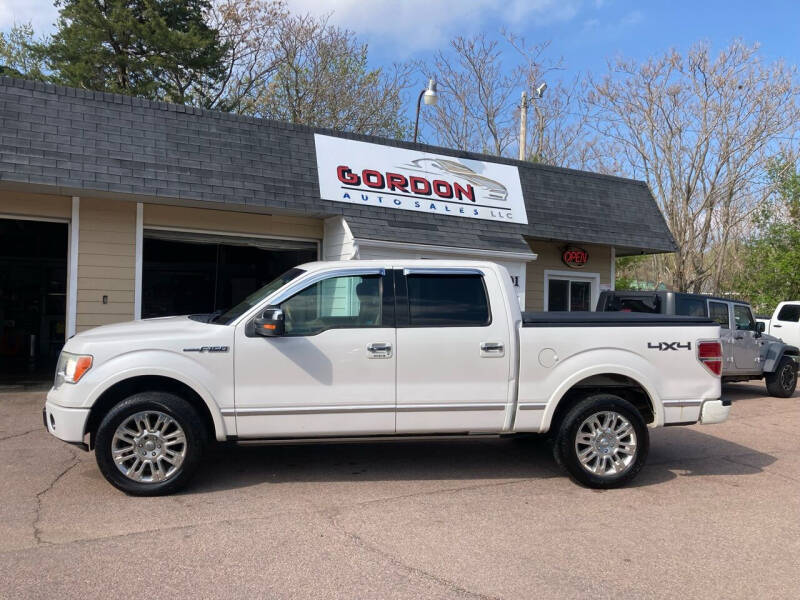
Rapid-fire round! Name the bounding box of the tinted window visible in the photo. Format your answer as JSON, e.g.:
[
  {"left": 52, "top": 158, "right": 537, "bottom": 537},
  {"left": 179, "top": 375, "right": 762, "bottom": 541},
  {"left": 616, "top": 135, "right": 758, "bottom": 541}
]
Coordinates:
[
  {"left": 407, "top": 274, "right": 490, "bottom": 327},
  {"left": 733, "top": 305, "right": 755, "bottom": 331},
  {"left": 281, "top": 275, "right": 382, "bottom": 335},
  {"left": 601, "top": 294, "right": 660, "bottom": 313},
  {"left": 708, "top": 301, "right": 730, "bottom": 329},
  {"left": 676, "top": 296, "right": 707, "bottom": 317},
  {"left": 777, "top": 304, "right": 800, "bottom": 322}
]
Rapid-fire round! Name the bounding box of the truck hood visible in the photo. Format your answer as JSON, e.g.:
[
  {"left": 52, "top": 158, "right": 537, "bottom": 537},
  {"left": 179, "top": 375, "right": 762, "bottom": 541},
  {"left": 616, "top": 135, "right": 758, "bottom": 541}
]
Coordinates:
[{"left": 70, "top": 316, "right": 209, "bottom": 343}]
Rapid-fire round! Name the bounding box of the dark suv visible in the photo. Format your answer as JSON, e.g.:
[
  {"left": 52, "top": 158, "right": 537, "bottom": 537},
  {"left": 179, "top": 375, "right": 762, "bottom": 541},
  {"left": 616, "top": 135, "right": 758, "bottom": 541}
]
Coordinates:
[{"left": 597, "top": 291, "right": 798, "bottom": 397}]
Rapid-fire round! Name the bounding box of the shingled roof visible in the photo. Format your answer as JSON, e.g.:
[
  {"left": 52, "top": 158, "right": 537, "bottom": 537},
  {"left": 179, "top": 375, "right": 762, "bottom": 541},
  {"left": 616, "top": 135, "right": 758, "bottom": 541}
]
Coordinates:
[{"left": 0, "top": 77, "right": 675, "bottom": 255}]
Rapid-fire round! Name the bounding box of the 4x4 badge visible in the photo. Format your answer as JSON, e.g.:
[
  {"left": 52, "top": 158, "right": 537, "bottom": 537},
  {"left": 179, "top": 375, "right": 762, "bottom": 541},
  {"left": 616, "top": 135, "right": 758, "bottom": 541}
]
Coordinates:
[{"left": 648, "top": 342, "right": 692, "bottom": 351}]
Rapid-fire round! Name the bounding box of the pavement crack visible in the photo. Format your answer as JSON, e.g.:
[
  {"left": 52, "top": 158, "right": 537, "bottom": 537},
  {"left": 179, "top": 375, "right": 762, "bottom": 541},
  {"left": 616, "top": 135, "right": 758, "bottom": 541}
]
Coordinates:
[
  {"left": 33, "top": 449, "right": 80, "bottom": 546},
  {"left": 328, "top": 512, "right": 501, "bottom": 600},
  {"left": 0, "top": 428, "right": 39, "bottom": 442},
  {"left": 351, "top": 478, "right": 544, "bottom": 509}
]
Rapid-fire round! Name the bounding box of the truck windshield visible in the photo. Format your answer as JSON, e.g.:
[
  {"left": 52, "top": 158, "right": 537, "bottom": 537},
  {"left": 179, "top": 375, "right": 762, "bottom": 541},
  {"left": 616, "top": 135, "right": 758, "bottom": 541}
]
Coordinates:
[{"left": 210, "top": 268, "right": 305, "bottom": 325}]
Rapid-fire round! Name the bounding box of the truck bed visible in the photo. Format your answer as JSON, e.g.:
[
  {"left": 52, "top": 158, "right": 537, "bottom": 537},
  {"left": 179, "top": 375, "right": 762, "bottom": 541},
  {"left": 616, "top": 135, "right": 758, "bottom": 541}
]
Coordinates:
[{"left": 521, "top": 311, "right": 715, "bottom": 327}]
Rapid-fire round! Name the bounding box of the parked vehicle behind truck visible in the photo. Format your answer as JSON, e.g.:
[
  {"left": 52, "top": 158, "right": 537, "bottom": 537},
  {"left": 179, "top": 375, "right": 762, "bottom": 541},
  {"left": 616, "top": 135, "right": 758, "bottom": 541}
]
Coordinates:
[
  {"left": 757, "top": 302, "right": 800, "bottom": 350},
  {"left": 45, "top": 261, "right": 727, "bottom": 495},
  {"left": 597, "top": 290, "right": 799, "bottom": 397}
]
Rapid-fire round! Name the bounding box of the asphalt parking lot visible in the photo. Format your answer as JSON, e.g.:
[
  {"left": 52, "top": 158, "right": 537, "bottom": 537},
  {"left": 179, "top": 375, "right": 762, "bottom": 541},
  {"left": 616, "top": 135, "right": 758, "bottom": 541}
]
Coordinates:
[{"left": 1, "top": 382, "right": 798, "bottom": 599}]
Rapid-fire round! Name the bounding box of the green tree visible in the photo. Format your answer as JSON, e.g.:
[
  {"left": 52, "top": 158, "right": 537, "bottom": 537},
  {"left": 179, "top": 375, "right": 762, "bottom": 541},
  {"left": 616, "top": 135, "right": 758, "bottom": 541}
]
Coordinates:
[
  {"left": 41, "top": 0, "right": 228, "bottom": 105},
  {"left": 0, "top": 23, "right": 48, "bottom": 80},
  {"left": 733, "top": 158, "right": 800, "bottom": 313}
]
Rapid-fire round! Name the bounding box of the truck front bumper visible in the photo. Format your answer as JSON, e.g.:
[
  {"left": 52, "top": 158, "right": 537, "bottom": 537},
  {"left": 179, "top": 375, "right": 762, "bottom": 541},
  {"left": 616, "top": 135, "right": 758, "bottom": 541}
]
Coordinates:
[
  {"left": 700, "top": 399, "right": 730, "bottom": 425},
  {"left": 43, "top": 399, "right": 90, "bottom": 446}
]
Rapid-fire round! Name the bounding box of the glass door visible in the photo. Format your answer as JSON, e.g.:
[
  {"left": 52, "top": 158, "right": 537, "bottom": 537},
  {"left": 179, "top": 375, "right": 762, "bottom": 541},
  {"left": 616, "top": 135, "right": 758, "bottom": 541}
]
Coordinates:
[{"left": 547, "top": 278, "right": 593, "bottom": 311}]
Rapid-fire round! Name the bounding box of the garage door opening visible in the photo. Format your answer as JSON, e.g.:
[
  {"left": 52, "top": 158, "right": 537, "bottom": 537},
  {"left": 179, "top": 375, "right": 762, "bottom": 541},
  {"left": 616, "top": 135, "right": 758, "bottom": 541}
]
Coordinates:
[
  {"left": 0, "top": 218, "right": 68, "bottom": 382},
  {"left": 142, "top": 230, "right": 318, "bottom": 318}
]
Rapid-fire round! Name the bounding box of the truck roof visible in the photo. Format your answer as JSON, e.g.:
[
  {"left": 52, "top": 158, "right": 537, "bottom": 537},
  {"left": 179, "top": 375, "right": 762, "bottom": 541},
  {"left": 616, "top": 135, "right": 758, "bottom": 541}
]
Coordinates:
[{"left": 295, "top": 259, "right": 507, "bottom": 272}]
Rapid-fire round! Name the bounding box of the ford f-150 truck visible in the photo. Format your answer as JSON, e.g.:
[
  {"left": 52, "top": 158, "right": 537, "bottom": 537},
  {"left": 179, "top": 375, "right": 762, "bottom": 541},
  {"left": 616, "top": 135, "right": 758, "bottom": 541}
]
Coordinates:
[{"left": 45, "top": 261, "right": 728, "bottom": 495}]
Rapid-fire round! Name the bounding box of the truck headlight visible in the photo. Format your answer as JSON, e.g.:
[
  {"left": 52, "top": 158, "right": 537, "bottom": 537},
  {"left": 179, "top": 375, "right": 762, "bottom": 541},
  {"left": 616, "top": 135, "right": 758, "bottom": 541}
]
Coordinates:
[{"left": 55, "top": 352, "right": 93, "bottom": 385}]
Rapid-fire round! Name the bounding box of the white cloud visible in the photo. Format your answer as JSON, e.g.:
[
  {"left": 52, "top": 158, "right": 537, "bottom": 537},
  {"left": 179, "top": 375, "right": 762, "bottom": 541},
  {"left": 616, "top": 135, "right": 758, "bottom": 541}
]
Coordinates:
[
  {"left": 286, "top": 0, "right": 584, "bottom": 56},
  {"left": 0, "top": 0, "right": 59, "bottom": 34}
]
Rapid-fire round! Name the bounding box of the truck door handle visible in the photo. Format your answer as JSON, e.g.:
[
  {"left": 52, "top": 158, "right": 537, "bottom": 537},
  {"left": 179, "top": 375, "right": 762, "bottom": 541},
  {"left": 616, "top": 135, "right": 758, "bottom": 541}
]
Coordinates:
[
  {"left": 735, "top": 335, "right": 744, "bottom": 340},
  {"left": 480, "top": 342, "right": 505, "bottom": 357},
  {"left": 367, "top": 343, "right": 392, "bottom": 359},
  {"left": 774, "top": 324, "right": 782, "bottom": 328}
]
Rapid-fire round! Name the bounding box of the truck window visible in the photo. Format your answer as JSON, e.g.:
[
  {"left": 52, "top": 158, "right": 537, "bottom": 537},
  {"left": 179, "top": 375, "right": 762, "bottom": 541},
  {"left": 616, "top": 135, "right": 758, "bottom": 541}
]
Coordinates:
[
  {"left": 602, "top": 295, "right": 660, "bottom": 313},
  {"left": 281, "top": 275, "right": 382, "bottom": 335},
  {"left": 733, "top": 305, "right": 756, "bottom": 331},
  {"left": 708, "top": 301, "right": 730, "bottom": 329},
  {"left": 777, "top": 304, "right": 800, "bottom": 322},
  {"left": 675, "top": 296, "right": 707, "bottom": 317},
  {"left": 406, "top": 274, "right": 490, "bottom": 327}
]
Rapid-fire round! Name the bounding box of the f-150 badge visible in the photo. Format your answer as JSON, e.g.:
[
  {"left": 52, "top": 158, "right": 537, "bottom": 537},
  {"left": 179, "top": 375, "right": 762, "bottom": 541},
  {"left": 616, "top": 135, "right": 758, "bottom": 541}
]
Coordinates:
[{"left": 183, "top": 346, "right": 229, "bottom": 353}]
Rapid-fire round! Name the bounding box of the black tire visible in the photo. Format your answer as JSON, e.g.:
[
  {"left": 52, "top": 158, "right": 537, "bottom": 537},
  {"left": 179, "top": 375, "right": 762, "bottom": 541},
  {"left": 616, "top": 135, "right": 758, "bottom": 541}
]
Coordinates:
[
  {"left": 95, "top": 391, "right": 206, "bottom": 496},
  {"left": 553, "top": 393, "right": 649, "bottom": 489},
  {"left": 765, "top": 356, "right": 798, "bottom": 398}
]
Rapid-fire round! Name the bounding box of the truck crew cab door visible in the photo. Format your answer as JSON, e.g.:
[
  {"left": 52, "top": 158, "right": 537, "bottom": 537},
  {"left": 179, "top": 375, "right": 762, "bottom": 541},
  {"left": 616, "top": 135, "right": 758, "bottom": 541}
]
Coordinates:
[
  {"left": 732, "top": 304, "right": 762, "bottom": 373},
  {"left": 772, "top": 303, "right": 800, "bottom": 345},
  {"left": 394, "top": 268, "right": 512, "bottom": 433},
  {"left": 233, "top": 269, "right": 396, "bottom": 437}
]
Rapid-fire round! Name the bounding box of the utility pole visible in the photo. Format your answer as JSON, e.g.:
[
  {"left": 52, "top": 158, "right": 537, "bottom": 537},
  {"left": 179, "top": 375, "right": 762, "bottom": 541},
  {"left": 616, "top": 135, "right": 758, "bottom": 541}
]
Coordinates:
[{"left": 519, "top": 90, "right": 527, "bottom": 161}]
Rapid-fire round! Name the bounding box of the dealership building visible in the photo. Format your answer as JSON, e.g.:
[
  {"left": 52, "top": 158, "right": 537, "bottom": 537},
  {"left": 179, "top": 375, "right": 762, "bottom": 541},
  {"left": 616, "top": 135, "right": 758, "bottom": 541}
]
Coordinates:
[{"left": 0, "top": 77, "right": 675, "bottom": 380}]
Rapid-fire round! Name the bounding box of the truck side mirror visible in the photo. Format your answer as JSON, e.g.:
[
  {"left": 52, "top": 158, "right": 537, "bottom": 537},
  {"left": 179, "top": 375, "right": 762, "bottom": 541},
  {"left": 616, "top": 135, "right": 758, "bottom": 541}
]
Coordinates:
[
  {"left": 254, "top": 307, "right": 285, "bottom": 337},
  {"left": 757, "top": 321, "right": 766, "bottom": 334}
]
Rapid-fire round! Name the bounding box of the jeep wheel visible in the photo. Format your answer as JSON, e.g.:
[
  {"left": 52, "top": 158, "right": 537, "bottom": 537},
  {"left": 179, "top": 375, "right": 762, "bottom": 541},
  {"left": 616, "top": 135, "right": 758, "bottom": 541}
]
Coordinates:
[
  {"left": 765, "top": 356, "right": 798, "bottom": 398},
  {"left": 554, "top": 394, "right": 649, "bottom": 489},
  {"left": 95, "top": 392, "right": 206, "bottom": 496}
]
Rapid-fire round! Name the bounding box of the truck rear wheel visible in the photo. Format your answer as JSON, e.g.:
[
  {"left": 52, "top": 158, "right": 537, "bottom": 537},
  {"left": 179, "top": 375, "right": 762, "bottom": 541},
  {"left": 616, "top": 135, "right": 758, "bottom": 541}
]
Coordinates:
[
  {"left": 554, "top": 394, "right": 649, "bottom": 489},
  {"left": 95, "top": 392, "right": 206, "bottom": 496},
  {"left": 765, "top": 356, "right": 798, "bottom": 398}
]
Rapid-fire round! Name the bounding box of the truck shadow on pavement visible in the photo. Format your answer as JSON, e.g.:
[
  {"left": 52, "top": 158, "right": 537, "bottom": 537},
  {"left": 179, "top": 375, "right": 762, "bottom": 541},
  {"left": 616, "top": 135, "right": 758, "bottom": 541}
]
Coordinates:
[{"left": 188, "top": 425, "right": 777, "bottom": 494}]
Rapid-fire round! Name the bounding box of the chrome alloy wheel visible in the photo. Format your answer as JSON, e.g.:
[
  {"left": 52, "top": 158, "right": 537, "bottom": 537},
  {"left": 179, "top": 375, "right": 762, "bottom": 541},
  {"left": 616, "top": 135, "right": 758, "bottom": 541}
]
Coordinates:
[
  {"left": 574, "top": 411, "right": 638, "bottom": 477},
  {"left": 111, "top": 411, "right": 187, "bottom": 483}
]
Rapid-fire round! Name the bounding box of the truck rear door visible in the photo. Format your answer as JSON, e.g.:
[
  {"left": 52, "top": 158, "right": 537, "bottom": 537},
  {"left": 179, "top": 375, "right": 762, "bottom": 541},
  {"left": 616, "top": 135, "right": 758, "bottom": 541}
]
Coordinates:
[
  {"left": 708, "top": 300, "right": 735, "bottom": 373},
  {"left": 393, "top": 268, "right": 511, "bottom": 433}
]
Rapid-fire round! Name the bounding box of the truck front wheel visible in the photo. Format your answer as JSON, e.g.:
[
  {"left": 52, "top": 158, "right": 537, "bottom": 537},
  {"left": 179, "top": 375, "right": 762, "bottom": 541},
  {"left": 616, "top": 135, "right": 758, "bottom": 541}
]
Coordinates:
[
  {"left": 95, "top": 392, "right": 206, "bottom": 496},
  {"left": 554, "top": 394, "right": 649, "bottom": 489},
  {"left": 765, "top": 356, "right": 798, "bottom": 398}
]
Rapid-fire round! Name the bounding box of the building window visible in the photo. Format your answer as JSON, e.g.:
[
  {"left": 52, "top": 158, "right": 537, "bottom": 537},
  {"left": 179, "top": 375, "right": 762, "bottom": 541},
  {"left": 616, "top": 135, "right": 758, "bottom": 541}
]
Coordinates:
[{"left": 544, "top": 271, "right": 600, "bottom": 312}]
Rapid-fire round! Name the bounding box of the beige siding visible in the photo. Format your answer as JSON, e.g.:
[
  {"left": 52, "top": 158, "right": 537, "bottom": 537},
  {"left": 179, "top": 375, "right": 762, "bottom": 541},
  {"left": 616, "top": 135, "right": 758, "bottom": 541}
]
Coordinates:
[
  {"left": 144, "top": 204, "right": 323, "bottom": 241},
  {"left": 0, "top": 190, "right": 71, "bottom": 219},
  {"left": 323, "top": 216, "right": 356, "bottom": 260},
  {"left": 76, "top": 198, "right": 136, "bottom": 332},
  {"left": 525, "top": 241, "right": 612, "bottom": 311}
]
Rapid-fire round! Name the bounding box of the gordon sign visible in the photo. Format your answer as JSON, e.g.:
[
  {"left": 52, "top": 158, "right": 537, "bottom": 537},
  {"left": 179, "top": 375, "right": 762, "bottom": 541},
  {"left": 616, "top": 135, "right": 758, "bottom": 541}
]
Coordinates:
[
  {"left": 314, "top": 134, "right": 528, "bottom": 224},
  {"left": 562, "top": 246, "right": 589, "bottom": 268}
]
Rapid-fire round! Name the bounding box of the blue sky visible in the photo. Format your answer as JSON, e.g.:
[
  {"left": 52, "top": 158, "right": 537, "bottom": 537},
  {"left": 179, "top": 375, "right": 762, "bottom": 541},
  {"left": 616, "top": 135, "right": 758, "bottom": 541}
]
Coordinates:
[{"left": 2, "top": 0, "right": 797, "bottom": 87}]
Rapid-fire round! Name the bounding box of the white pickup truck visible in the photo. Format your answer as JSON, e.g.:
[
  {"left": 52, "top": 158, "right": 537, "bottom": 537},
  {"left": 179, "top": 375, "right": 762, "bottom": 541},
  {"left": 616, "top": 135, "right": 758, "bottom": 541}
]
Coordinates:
[
  {"left": 45, "top": 261, "right": 728, "bottom": 495},
  {"left": 757, "top": 301, "right": 800, "bottom": 349}
]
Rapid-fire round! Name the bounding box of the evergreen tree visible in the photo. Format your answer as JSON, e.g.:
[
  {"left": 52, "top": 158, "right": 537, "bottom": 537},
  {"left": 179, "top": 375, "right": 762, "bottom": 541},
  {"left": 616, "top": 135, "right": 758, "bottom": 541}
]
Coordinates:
[{"left": 42, "top": 0, "right": 228, "bottom": 104}]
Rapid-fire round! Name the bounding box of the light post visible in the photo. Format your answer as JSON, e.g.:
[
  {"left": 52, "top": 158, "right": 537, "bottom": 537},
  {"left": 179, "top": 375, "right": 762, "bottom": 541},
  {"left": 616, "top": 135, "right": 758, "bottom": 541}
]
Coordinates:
[
  {"left": 414, "top": 79, "right": 438, "bottom": 143},
  {"left": 519, "top": 82, "right": 547, "bottom": 161}
]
